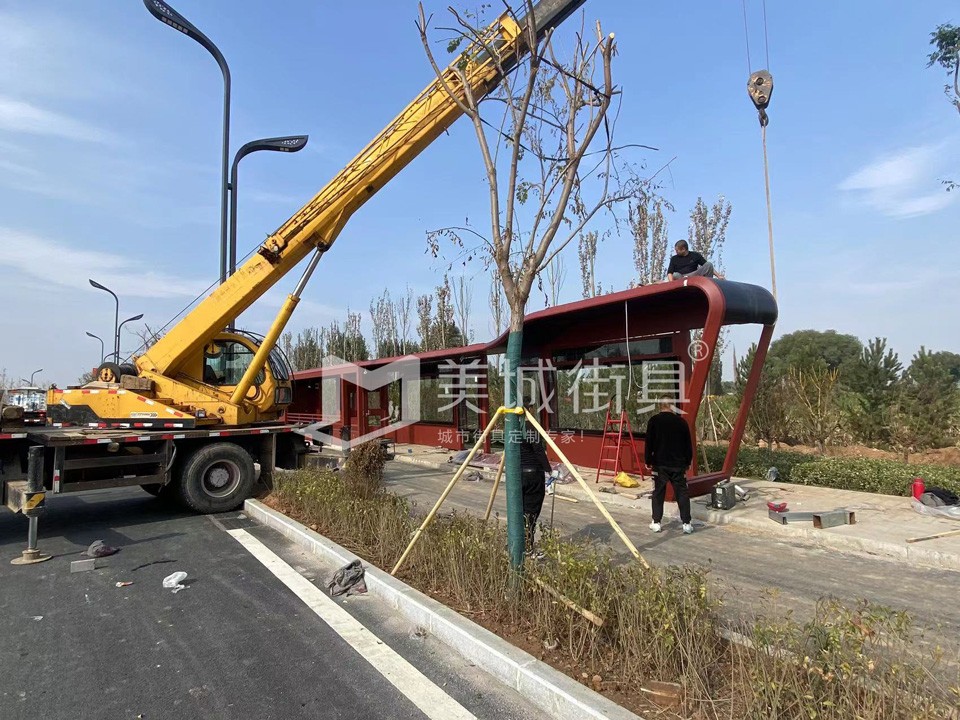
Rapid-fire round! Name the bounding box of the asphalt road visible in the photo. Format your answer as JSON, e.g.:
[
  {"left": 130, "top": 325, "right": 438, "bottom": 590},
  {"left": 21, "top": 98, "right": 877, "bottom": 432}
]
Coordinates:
[
  {"left": 384, "top": 463, "right": 960, "bottom": 663},
  {"left": 0, "top": 489, "right": 548, "bottom": 720}
]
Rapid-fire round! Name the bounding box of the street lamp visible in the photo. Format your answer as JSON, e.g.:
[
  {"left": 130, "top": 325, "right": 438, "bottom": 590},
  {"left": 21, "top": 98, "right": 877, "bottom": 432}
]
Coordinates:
[
  {"left": 85, "top": 332, "right": 105, "bottom": 366},
  {"left": 29, "top": 368, "right": 42, "bottom": 386},
  {"left": 116, "top": 314, "right": 145, "bottom": 362},
  {"left": 89, "top": 279, "right": 120, "bottom": 363},
  {"left": 229, "top": 135, "right": 309, "bottom": 277},
  {"left": 142, "top": 0, "right": 231, "bottom": 285}
]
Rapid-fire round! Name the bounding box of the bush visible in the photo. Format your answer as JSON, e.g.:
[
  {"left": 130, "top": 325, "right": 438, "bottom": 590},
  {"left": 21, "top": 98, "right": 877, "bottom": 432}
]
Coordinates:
[
  {"left": 791, "top": 457, "right": 960, "bottom": 497},
  {"left": 702, "top": 444, "right": 811, "bottom": 483}
]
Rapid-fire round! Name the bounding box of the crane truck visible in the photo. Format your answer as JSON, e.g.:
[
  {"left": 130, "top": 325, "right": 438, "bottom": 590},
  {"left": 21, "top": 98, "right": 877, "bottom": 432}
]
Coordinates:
[{"left": 1, "top": 0, "right": 586, "bottom": 564}]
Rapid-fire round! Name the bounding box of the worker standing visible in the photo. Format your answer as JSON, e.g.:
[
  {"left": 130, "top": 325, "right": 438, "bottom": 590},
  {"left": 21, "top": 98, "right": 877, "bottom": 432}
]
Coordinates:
[
  {"left": 519, "top": 411, "right": 552, "bottom": 556},
  {"left": 644, "top": 397, "right": 694, "bottom": 535}
]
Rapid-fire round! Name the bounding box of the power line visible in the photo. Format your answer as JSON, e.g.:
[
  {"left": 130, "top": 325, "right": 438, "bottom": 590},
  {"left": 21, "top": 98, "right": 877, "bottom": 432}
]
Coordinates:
[{"left": 740, "top": 0, "right": 753, "bottom": 73}]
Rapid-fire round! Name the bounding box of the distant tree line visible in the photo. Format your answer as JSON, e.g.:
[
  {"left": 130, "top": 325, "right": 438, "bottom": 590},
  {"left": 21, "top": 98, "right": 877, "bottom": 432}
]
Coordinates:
[{"left": 734, "top": 330, "right": 960, "bottom": 460}]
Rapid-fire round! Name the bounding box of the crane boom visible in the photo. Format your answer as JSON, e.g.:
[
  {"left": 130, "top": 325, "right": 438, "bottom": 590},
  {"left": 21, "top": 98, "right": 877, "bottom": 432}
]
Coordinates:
[{"left": 137, "top": 0, "right": 585, "bottom": 380}]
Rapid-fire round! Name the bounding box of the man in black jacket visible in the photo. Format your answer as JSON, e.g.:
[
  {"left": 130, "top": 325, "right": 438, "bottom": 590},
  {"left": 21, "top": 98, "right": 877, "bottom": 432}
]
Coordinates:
[
  {"left": 664, "top": 240, "right": 724, "bottom": 282},
  {"left": 644, "top": 397, "right": 694, "bottom": 534},
  {"left": 519, "top": 414, "right": 552, "bottom": 554}
]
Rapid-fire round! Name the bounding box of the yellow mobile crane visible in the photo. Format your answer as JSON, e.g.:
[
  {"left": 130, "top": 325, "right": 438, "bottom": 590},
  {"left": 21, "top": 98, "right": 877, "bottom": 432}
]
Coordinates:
[
  {"left": 0, "top": 0, "right": 585, "bottom": 556},
  {"left": 51, "top": 0, "right": 582, "bottom": 429}
]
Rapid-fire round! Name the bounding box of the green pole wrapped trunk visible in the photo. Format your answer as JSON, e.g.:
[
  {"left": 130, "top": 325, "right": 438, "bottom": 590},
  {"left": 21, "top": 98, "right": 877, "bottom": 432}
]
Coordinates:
[{"left": 504, "top": 329, "right": 525, "bottom": 570}]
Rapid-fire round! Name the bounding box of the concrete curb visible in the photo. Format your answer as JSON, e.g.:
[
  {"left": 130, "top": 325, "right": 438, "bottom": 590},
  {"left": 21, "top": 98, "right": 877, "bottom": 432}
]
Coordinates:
[
  {"left": 390, "top": 456, "right": 960, "bottom": 572},
  {"left": 244, "top": 498, "right": 643, "bottom": 720}
]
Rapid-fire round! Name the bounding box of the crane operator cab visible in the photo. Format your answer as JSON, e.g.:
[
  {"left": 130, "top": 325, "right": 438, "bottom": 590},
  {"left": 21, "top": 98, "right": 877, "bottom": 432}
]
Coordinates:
[{"left": 200, "top": 332, "right": 293, "bottom": 410}]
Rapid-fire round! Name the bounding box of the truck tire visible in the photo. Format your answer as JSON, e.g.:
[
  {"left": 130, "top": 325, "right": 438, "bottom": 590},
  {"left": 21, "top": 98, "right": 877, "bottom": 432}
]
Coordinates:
[{"left": 176, "top": 442, "right": 256, "bottom": 514}]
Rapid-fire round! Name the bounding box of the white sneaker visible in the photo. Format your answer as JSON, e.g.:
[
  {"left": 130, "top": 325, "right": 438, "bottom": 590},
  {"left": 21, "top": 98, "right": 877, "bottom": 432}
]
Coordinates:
[
  {"left": 682, "top": 523, "right": 694, "bottom": 535},
  {"left": 649, "top": 521, "right": 662, "bottom": 533}
]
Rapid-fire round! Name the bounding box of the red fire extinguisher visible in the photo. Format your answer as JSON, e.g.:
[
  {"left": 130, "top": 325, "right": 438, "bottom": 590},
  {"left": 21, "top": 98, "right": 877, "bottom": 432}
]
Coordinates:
[{"left": 912, "top": 477, "right": 925, "bottom": 500}]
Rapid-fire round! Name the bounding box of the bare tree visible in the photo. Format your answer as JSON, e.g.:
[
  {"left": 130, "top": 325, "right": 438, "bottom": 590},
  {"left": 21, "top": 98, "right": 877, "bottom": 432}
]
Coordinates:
[
  {"left": 452, "top": 275, "right": 474, "bottom": 343},
  {"left": 630, "top": 191, "right": 671, "bottom": 285},
  {"left": 542, "top": 254, "right": 566, "bottom": 306},
  {"left": 789, "top": 366, "right": 845, "bottom": 454},
  {"left": 418, "top": 2, "right": 637, "bottom": 565},
  {"left": 577, "top": 230, "right": 600, "bottom": 298},
  {"left": 370, "top": 288, "right": 400, "bottom": 358},
  {"left": 396, "top": 286, "right": 415, "bottom": 354},
  {"left": 416, "top": 294, "right": 434, "bottom": 351},
  {"left": 687, "top": 195, "right": 731, "bottom": 273}
]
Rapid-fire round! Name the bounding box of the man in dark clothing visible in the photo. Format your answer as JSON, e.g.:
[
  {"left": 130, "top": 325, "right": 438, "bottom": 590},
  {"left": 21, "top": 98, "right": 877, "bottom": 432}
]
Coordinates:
[
  {"left": 644, "top": 397, "right": 694, "bottom": 534},
  {"left": 665, "top": 240, "right": 724, "bottom": 282},
  {"left": 519, "top": 420, "right": 552, "bottom": 554}
]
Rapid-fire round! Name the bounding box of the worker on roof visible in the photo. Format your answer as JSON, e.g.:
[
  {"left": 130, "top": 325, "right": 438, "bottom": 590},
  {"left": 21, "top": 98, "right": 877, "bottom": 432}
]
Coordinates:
[{"left": 664, "top": 240, "right": 725, "bottom": 282}]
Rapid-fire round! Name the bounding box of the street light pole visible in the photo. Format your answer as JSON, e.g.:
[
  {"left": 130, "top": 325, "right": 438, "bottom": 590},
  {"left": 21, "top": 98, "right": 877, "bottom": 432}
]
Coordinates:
[
  {"left": 85, "top": 332, "right": 105, "bottom": 366},
  {"left": 116, "top": 314, "right": 145, "bottom": 362},
  {"left": 29, "top": 368, "right": 42, "bottom": 386},
  {"left": 89, "top": 279, "right": 120, "bottom": 363},
  {"left": 142, "top": 0, "right": 231, "bottom": 285},
  {"left": 229, "top": 135, "right": 309, "bottom": 277}
]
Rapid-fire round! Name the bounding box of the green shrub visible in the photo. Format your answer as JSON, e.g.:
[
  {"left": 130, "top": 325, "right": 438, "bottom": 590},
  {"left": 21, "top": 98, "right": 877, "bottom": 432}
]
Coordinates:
[
  {"left": 791, "top": 457, "right": 960, "bottom": 497},
  {"left": 701, "top": 444, "right": 811, "bottom": 482}
]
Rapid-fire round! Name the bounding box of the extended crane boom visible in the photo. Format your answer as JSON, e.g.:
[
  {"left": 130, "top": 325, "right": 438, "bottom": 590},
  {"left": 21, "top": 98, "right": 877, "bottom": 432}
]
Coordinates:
[{"left": 51, "top": 0, "right": 585, "bottom": 429}]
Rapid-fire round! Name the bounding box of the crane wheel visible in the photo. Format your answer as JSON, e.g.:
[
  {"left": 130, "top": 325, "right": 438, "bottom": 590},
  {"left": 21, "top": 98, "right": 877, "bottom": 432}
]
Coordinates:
[
  {"left": 97, "top": 362, "right": 124, "bottom": 383},
  {"left": 176, "top": 442, "right": 256, "bottom": 514}
]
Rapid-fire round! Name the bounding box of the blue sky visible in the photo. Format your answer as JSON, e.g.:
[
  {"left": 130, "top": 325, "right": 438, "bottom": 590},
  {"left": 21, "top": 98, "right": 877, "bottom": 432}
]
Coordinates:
[{"left": 1, "top": 0, "right": 958, "bottom": 386}]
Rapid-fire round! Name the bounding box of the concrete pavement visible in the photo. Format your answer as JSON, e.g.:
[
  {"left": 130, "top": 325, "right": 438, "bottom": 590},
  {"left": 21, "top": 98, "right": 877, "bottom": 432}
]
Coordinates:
[
  {"left": 390, "top": 444, "right": 960, "bottom": 571},
  {"left": 381, "top": 457, "right": 960, "bottom": 663}
]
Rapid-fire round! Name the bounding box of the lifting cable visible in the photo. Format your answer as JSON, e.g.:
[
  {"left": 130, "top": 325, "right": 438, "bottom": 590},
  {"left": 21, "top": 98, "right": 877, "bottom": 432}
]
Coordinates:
[{"left": 742, "top": 0, "right": 778, "bottom": 301}]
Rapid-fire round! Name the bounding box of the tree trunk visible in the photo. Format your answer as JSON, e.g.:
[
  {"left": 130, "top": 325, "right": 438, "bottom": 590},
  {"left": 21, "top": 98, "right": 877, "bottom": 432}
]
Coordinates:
[{"left": 503, "top": 315, "right": 526, "bottom": 570}]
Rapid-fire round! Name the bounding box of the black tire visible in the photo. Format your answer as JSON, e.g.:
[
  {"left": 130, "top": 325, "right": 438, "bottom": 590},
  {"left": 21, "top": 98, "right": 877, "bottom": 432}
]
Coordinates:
[
  {"left": 176, "top": 442, "right": 256, "bottom": 514},
  {"left": 97, "top": 362, "right": 123, "bottom": 383}
]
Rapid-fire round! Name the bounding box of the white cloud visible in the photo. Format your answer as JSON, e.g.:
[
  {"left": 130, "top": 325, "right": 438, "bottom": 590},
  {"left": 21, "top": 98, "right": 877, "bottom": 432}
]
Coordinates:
[
  {"left": 839, "top": 142, "right": 959, "bottom": 218},
  {"left": 0, "top": 96, "right": 117, "bottom": 144},
  {"left": 0, "top": 228, "right": 207, "bottom": 299}
]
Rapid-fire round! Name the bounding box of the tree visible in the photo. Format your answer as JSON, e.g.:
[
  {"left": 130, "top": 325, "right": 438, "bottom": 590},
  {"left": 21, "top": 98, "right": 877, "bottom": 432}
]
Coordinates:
[
  {"left": 845, "top": 337, "right": 902, "bottom": 445},
  {"left": 419, "top": 2, "right": 632, "bottom": 566},
  {"left": 687, "top": 195, "right": 731, "bottom": 271},
  {"left": 577, "top": 230, "right": 602, "bottom": 298},
  {"left": 281, "top": 326, "right": 328, "bottom": 371},
  {"left": 736, "top": 344, "right": 791, "bottom": 448},
  {"left": 629, "top": 191, "right": 671, "bottom": 286},
  {"left": 396, "top": 286, "right": 415, "bottom": 355},
  {"left": 687, "top": 194, "right": 731, "bottom": 393},
  {"left": 928, "top": 23, "right": 959, "bottom": 190},
  {"left": 928, "top": 23, "right": 960, "bottom": 117},
  {"left": 370, "top": 289, "right": 400, "bottom": 358},
  {"left": 538, "top": 254, "right": 566, "bottom": 307},
  {"left": 452, "top": 275, "right": 474, "bottom": 343},
  {"left": 768, "top": 329, "right": 863, "bottom": 377},
  {"left": 325, "top": 310, "right": 369, "bottom": 362},
  {"left": 892, "top": 347, "right": 960, "bottom": 458},
  {"left": 788, "top": 366, "right": 846, "bottom": 454}
]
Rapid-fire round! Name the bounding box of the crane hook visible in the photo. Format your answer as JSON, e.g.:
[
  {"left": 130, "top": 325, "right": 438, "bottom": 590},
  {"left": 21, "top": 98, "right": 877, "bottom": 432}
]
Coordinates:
[{"left": 747, "top": 70, "right": 773, "bottom": 127}]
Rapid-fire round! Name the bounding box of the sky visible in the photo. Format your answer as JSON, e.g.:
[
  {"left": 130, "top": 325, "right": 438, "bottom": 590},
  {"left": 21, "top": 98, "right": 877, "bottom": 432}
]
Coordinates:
[{"left": 1, "top": 0, "right": 958, "bottom": 387}]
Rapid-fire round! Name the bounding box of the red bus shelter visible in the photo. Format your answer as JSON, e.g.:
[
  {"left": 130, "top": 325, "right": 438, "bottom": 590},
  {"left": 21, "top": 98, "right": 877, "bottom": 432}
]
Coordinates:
[{"left": 287, "top": 277, "right": 776, "bottom": 497}]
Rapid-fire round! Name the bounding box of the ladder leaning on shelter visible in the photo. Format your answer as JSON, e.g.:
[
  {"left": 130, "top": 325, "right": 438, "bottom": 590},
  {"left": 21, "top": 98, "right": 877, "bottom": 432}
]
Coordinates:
[{"left": 595, "top": 409, "right": 643, "bottom": 483}]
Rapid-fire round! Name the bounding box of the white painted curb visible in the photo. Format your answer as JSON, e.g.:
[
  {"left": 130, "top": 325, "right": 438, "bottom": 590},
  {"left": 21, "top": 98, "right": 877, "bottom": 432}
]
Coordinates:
[{"left": 244, "top": 499, "right": 643, "bottom": 720}]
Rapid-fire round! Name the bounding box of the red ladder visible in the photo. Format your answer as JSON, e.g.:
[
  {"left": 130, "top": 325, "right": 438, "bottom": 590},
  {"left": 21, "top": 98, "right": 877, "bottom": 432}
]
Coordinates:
[{"left": 594, "top": 409, "right": 643, "bottom": 483}]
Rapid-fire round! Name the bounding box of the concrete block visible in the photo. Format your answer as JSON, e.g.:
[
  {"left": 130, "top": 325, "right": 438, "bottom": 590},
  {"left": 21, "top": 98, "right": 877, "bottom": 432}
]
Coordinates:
[{"left": 70, "top": 558, "right": 99, "bottom": 573}]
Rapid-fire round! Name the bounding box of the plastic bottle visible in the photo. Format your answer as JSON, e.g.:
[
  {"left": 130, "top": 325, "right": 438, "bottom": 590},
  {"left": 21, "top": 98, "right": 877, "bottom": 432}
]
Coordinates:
[{"left": 912, "top": 477, "right": 925, "bottom": 500}]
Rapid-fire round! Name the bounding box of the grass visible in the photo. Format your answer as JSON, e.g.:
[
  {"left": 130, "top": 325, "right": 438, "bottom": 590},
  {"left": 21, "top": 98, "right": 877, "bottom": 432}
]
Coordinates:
[{"left": 268, "top": 442, "right": 959, "bottom": 719}]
